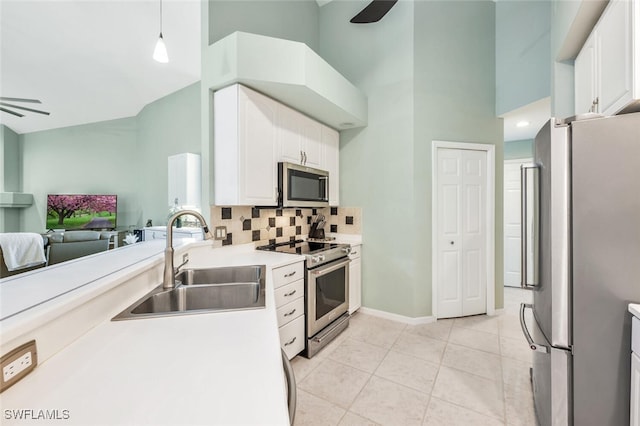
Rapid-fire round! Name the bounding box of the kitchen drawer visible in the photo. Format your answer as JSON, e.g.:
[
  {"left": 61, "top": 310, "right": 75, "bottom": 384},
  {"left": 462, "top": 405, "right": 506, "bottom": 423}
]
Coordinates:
[
  {"left": 276, "top": 297, "right": 305, "bottom": 327},
  {"left": 633, "top": 317, "right": 640, "bottom": 354},
  {"left": 272, "top": 262, "right": 304, "bottom": 288},
  {"left": 280, "top": 315, "right": 305, "bottom": 360},
  {"left": 274, "top": 279, "right": 304, "bottom": 308}
]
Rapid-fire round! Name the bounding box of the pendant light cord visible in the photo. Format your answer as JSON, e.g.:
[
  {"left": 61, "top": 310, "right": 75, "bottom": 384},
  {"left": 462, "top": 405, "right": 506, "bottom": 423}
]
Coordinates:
[{"left": 159, "top": 0, "right": 163, "bottom": 36}]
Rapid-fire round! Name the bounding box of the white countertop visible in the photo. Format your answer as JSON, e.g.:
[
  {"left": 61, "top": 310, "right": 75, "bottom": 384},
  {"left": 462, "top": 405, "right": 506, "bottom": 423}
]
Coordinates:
[
  {"left": 0, "top": 242, "right": 301, "bottom": 425},
  {"left": 629, "top": 303, "right": 640, "bottom": 319}
]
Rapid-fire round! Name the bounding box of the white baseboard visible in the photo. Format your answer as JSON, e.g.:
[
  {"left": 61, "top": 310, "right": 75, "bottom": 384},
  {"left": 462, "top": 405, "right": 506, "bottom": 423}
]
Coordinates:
[{"left": 357, "top": 307, "right": 436, "bottom": 326}]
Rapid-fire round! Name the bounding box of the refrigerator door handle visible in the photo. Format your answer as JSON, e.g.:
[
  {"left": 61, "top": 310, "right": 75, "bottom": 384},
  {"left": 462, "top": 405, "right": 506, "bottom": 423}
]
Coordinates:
[
  {"left": 520, "top": 303, "right": 549, "bottom": 353},
  {"left": 521, "top": 163, "right": 539, "bottom": 288}
]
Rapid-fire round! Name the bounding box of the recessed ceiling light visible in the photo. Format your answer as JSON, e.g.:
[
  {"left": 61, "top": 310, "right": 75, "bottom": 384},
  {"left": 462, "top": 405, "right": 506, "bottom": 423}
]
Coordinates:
[
  {"left": 339, "top": 122, "right": 354, "bottom": 128},
  {"left": 516, "top": 121, "right": 530, "bottom": 128}
]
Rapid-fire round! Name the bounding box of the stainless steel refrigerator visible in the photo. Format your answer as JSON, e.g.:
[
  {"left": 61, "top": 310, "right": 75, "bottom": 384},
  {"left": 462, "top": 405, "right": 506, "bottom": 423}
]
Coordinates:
[{"left": 519, "top": 112, "right": 640, "bottom": 425}]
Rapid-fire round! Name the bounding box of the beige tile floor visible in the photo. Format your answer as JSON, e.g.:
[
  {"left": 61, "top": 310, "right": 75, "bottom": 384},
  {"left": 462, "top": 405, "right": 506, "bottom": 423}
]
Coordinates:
[{"left": 292, "top": 287, "right": 537, "bottom": 426}]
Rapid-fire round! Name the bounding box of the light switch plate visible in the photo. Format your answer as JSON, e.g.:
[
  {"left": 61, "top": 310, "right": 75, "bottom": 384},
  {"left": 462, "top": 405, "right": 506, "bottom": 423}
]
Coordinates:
[
  {"left": 1, "top": 340, "right": 37, "bottom": 393},
  {"left": 214, "top": 226, "right": 227, "bottom": 240}
]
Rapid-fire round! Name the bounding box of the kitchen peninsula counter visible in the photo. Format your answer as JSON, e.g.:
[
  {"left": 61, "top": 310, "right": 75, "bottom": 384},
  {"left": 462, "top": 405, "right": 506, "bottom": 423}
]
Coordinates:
[{"left": 0, "top": 240, "right": 300, "bottom": 425}]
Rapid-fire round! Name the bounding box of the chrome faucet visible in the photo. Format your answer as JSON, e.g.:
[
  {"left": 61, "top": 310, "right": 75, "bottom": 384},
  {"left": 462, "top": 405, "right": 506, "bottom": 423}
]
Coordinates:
[{"left": 163, "top": 210, "right": 214, "bottom": 290}]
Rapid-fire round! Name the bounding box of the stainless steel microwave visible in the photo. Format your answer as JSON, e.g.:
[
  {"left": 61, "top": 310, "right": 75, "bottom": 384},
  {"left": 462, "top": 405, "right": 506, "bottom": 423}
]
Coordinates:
[{"left": 278, "top": 162, "right": 329, "bottom": 208}]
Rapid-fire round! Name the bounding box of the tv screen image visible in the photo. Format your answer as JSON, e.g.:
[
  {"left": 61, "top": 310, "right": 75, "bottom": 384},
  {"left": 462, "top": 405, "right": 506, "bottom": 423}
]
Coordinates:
[{"left": 46, "top": 194, "right": 117, "bottom": 231}]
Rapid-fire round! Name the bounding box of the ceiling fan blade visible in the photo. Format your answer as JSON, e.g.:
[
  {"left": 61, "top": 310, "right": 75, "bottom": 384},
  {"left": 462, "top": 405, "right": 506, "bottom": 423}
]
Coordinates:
[
  {"left": 0, "top": 107, "right": 24, "bottom": 117},
  {"left": 0, "top": 102, "right": 50, "bottom": 116},
  {"left": 0, "top": 97, "right": 42, "bottom": 104},
  {"left": 350, "top": 0, "right": 398, "bottom": 24}
]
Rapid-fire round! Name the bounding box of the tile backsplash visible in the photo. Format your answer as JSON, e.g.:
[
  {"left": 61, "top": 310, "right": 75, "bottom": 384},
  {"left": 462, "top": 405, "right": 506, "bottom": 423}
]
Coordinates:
[{"left": 208, "top": 206, "right": 362, "bottom": 248}]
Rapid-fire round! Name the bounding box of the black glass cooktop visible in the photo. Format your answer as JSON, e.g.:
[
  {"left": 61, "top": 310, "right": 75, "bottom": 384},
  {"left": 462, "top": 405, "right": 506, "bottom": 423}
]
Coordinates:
[{"left": 257, "top": 239, "right": 340, "bottom": 255}]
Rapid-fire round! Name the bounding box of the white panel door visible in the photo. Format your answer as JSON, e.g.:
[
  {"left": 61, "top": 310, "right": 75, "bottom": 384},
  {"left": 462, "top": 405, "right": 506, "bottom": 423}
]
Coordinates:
[
  {"left": 437, "top": 148, "right": 487, "bottom": 318},
  {"left": 503, "top": 159, "right": 531, "bottom": 287}
]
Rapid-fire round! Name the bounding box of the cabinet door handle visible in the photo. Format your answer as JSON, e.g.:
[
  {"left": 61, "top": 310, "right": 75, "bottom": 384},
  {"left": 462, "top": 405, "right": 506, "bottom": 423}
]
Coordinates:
[
  {"left": 284, "top": 289, "right": 297, "bottom": 297},
  {"left": 284, "top": 309, "right": 296, "bottom": 317},
  {"left": 351, "top": 251, "right": 358, "bottom": 256},
  {"left": 300, "top": 150, "right": 304, "bottom": 164},
  {"left": 284, "top": 271, "right": 296, "bottom": 278},
  {"left": 303, "top": 151, "right": 307, "bottom": 164},
  {"left": 284, "top": 336, "right": 297, "bottom": 346}
]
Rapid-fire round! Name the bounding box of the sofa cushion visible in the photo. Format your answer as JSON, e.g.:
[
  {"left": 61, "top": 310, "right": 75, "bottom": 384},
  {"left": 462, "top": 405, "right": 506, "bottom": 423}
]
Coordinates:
[
  {"left": 63, "top": 231, "right": 101, "bottom": 243},
  {"left": 48, "top": 233, "right": 64, "bottom": 243}
]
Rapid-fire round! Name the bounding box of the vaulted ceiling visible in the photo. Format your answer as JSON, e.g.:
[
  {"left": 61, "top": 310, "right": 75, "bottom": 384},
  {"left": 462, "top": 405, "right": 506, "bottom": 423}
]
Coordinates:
[{"left": 0, "top": 0, "right": 201, "bottom": 134}]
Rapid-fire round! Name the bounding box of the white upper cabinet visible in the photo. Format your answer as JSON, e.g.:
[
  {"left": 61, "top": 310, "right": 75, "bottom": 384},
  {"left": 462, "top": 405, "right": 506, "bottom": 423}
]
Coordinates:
[
  {"left": 574, "top": 0, "right": 639, "bottom": 115},
  {"left": 214, "top": 84, "right": 341, "bottom": 207},
  {"left": 574, "top": 33, "right": 597, "bottom": 114},
  {"left": 214, "top": 84, "right": 279, "bottom": 206},
  {"left": 277, "top": 105, "right": 305, "bottom": 165},
  {"left": 301, "top": 118, "right": 323, "bottom": 168},
  {"left": 322, "top": 125, "right": 340, "bottom": 206},
  {"left": 276, "top": 103, "right": 323, "bottom": 168}
]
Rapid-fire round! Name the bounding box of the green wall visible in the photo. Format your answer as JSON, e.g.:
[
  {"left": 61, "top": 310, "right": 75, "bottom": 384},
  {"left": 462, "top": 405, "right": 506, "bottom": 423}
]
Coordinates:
[
  {"left": 20, "top": 117, "right": 139, "bottom": 232},
  {"left": 136, "top": 82, "right": 202, "bottom": 227},
  {"left": 208, "top": 0, "right": 319, "bottom": 51},
  {"left": 0, "top": 125, "right": 22, "bottom": 232},
  {"left": 496, "top": 0, "right": 551, "bottom": 116},
  {"left": 320, "top": 0, "right": 503, "bottom": 317},
  {"left": 551, "top": 0, "right": 581, "bottom": 117},
  {"left": 320, "top": 0, "right": 417, "bottom": 316},
  {"left": 17, "top": 83, "right": 200, "bottom": 233},
  {"left": 504, "top": 139, "right": 534, "bottom": 160}
]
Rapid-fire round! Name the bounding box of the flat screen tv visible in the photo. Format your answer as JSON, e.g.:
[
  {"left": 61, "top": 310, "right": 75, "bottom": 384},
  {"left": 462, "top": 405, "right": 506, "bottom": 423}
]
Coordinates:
[{"left": 46, "top": 194, "right": 117, "bottom": 231}]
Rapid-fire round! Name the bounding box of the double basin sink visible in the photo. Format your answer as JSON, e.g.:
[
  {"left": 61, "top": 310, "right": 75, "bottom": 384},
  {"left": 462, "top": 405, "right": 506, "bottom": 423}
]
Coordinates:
[{"left": 113, "top": 265, "right": 266, "bottom": 320}]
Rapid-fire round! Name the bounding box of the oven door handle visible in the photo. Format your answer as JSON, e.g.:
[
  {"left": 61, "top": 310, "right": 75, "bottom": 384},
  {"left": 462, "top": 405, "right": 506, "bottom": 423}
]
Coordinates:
[{"left": 309, "top": 258, "right": 350, "bottom": 276}]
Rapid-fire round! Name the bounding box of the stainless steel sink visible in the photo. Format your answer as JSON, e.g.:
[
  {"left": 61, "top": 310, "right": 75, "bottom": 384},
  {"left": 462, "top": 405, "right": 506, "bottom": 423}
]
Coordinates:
[
  {"left": 112, "top": 265, "right": 266, "bottom": 320},
  {"left": 175, "top": 265, "right": 263, "bottom": 286}
]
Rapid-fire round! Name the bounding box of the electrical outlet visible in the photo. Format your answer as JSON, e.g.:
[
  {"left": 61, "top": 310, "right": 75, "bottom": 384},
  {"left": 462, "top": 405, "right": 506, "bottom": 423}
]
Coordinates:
[
  {"left": 3, "top": 352, "right": 32, "bottom": 382},
  {"left": 1, "top": 340, "right": 37, "bottom": 393}
]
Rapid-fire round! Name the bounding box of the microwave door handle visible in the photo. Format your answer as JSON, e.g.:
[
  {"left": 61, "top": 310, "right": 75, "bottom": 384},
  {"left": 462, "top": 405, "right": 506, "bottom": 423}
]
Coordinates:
[{"left": 319, "top": 176, "right": 328, "bottom": 201}]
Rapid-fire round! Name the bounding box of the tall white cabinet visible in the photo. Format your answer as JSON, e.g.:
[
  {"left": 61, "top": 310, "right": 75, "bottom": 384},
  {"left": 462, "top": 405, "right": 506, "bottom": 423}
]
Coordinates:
[
  {"left": 168, "top": 153, "right": 201, "bottom": 209},
  {"left": 214, "top": 84, "right": 340, "bottom": 206},
  {"left": 214, "top": 84, "right": 279, "bottom": 206},
  {"left": 574, "top": 0, "right": 640, "bottom": 115}
]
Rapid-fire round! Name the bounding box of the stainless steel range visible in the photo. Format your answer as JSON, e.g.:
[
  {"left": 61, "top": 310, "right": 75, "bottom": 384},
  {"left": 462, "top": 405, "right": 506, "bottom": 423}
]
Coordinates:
[{"left": 258, "top": 239, "right": 351, "bottom": 357}]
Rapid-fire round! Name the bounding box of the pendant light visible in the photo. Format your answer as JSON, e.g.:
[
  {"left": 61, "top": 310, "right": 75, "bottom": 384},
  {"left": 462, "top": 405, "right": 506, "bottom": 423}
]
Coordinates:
[{"left": 153, "top": 0, "right": 168, "bottom": 63}]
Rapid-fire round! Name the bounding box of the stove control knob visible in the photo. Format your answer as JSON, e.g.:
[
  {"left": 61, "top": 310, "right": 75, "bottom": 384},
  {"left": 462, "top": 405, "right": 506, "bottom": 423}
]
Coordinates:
[
  {"left": 342, "top": 247, "right": 352, "bottom": 255},
  {"left": 319, "top": 255, "right": 326, "bottom": 262},
  {"left": 311, "top": 256, "right": 320, "bottom": 263}
]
